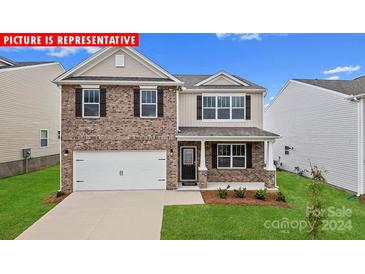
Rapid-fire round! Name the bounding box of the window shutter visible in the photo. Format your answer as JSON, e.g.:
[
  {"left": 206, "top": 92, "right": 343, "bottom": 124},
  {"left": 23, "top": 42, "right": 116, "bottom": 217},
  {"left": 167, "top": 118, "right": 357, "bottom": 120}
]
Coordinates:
[
  {"left": 100, "top": 88, "right": 106, "bottom": 117},
  {"left": 158, "top": 88, "right": 164, "bottom": 117},
  {"left": 245, "top": 95, "right": 251, "bottom": 120},
  {"left": 211, "top": 143, "right": 217, "bottom": 168},
  {"left": 75, "top": 88, "right": 82, "bottom": 117},
  {"left": 246, "top": 143, "right": 252, "bottom": 168},
  {"left": 134, "top": 88, "right": 140, "bottom": 117},
  {"left": 197, "top": 95, "right": 202, "bottom": 120}
]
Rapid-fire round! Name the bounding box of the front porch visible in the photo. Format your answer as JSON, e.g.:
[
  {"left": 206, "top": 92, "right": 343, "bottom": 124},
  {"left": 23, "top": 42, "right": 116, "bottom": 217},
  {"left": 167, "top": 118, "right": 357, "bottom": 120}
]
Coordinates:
[{"left": 176, "top": 127, "right": 279, "bottom": 190}]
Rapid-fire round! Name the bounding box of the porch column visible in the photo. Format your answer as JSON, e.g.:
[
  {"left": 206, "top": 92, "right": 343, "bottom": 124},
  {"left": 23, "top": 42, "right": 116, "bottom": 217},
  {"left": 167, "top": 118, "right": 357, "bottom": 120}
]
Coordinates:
[
  {"left": 198, "top": 140, "right": 208, "bottom": 188},
  {"left": 266, "top": 140, "right": 275, "bottom": 170}
]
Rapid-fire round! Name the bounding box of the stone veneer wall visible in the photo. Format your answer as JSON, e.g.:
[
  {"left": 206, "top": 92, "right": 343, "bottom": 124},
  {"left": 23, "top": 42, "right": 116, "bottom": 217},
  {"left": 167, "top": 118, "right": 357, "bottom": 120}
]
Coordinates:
[
  {"left": 178, "top": 141, "right": 275, "bottom": 188},
  {"left": 61, "top": 85, "right": 178, "bottom": 193}
]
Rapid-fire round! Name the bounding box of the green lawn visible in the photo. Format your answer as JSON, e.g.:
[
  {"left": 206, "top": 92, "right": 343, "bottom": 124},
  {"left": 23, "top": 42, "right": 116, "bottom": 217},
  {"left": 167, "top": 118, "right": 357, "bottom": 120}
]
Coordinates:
[
  {"left": 0, "top": 165, "right": 60, "bottom": 240},
  {"left": 161, "top": 171, "right": 365, "bottom": 239}
]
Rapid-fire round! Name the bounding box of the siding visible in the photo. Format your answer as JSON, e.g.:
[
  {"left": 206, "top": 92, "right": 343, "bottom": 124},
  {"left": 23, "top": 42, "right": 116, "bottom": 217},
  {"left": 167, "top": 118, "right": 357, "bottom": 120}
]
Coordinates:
[
  {"left": 0, "top": 63, "right": 64, "bottom": 163},
  {"left": 264, "top": 80, "right": 358, "bottom": 192},
  {"left": 179, "top": 92, "right": 263, "bottom": 128}
]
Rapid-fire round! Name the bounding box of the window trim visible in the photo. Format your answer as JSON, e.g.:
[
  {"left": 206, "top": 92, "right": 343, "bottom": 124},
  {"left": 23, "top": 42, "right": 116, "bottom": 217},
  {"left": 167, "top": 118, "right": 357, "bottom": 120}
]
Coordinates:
[
  {"left": 202, "top": 93, "right": 246, "bottom": 122},
  {"left": 82, "top": 88, "right": 100, "bottom": 118},
  {"left": 140, "top": 89, "right": 158, "bottom": 118},
  {"left": 40, "top": 129, "right": 49, "bottom": 148},
  {"left": 217, "top": 143, "right": 247, "bottom": 169}
]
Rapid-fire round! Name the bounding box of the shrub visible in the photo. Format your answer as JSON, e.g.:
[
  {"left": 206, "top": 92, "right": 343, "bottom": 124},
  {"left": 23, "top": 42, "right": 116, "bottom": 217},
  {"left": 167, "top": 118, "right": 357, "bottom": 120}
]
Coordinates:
[
  {"left": 255, "top": 188, "right": 267, "bottom": 200},
  {"left": 55, "top": 191, "right": 65, "bottom": 198},
  {"left": 234, "top": 187, "right": 246, "bottom": 198},
  {"left": 276, "top": 191, "right": 286, "bottom": 202},
  {"left": 294, "top": 166, "right": 308, "bottom": 176},
  {"left": 217, "top": 185, "right": 230, "bottom": 199}
]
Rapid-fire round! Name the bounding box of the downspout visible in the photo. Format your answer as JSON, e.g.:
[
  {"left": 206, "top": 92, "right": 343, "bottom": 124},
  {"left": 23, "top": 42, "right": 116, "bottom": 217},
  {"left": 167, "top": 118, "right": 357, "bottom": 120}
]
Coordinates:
[{"left": 357, "top": 98, "right": 364, "bottom": 196}]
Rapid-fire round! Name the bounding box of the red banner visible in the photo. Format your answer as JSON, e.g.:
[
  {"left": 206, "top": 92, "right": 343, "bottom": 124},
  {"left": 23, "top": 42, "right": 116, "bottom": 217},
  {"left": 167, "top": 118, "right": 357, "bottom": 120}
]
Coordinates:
[{"left": 0, "top": 33, "right": 139, "bottom": 47}]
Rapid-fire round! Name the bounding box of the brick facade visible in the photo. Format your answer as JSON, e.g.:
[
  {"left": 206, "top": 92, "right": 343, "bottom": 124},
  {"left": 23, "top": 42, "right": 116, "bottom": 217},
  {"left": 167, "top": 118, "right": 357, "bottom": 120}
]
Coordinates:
[
  {"left": 61, "top": 85, "right": 178, "bottom": 193},
  {"left": 178, "top": 141, "right": 276, "bottom": 188}
]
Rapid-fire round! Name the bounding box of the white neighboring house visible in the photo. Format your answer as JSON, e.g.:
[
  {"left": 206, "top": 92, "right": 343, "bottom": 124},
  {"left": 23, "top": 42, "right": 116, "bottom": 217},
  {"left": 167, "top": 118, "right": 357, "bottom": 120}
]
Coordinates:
[
  {"left": 264, "top": 76, "right": 365, "bottom": 195},
  {"left": 0, "top": 56, "right": 64, "bottom": 178}
]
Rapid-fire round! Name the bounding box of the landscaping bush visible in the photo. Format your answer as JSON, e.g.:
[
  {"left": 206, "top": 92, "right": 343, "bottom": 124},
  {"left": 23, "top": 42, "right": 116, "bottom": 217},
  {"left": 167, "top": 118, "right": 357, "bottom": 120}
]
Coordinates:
[
  {"left": 55, "top": 191, "right": 65, "bottom": 198},
  {"left": 234, "top": 187, "right": 246, "bottom": 198},
  {"left": 276, "top": 191, "right": 286, "bottom": 202},
  {"left": 217, "top": 185, "right": 230, "bottom": 199},
  {"left": 294, "top": 166, "right": 308, "bottom": 176},
  {"left": 255, "top": 188, "right": 267, "bottom": 200}
]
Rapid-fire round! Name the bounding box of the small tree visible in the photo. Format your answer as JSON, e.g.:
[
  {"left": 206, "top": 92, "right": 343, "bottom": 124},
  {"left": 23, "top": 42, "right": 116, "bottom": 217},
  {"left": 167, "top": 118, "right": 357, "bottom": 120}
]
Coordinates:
[{"left": 306, "top": 162, "right": 327, "bottom": 239}]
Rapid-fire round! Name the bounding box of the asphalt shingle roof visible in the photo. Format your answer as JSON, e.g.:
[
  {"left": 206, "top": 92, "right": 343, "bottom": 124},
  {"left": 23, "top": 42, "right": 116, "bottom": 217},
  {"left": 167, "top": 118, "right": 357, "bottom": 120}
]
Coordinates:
[
  {"left": 0, "top": 56, "right": 56, "bottom": 70},
  {"left": 294, "top": 78, "right": 365, "bottom": 96},
  {"left": 177, "top": 127, "right": 279, "bottom": 137}
]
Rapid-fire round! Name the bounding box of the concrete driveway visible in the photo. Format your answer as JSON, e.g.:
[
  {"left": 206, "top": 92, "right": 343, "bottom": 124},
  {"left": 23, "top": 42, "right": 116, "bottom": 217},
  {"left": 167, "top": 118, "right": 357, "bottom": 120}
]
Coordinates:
[{"left": 17, "top": 190, "right": 203, "bottom": 240}]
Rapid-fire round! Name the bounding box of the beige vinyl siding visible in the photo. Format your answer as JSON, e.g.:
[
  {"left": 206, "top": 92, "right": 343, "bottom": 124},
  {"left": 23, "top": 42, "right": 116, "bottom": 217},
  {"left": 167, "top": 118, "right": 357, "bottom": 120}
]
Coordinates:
[
  {"left": 79, "top": 49, "right": 165, "bottom": 78},
  {"left": 179, "top": 92, "right": 263, "bottom": 128},
  {"left": 264, "top": 80, "right": 358, "bottom": 193},
  {"left": 0, "top": 63, "right": 63, "bottom": 163}
]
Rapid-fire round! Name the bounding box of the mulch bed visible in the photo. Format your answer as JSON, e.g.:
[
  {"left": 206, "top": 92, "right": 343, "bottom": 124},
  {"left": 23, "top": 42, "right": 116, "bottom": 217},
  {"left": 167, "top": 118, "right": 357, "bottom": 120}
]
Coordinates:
[
  {"left": 43, "top": 193, "right": 69, "bottom": 204},
  {"left": 201, "top": 190, "right": 291, "bottom": 208},
  {"left": 360, "top": 195, "right": 365, "bottom": 205}
]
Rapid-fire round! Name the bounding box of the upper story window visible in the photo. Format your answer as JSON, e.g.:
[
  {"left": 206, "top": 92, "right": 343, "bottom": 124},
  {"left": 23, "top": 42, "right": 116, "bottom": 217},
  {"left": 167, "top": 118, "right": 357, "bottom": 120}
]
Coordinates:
[
  {"left": 140, "top": 90, "right": 157, "bottom": 118},
  {"left": 203, "top": 94, "right": 245, "bottom": 121},
  {"left": 83, "top": 89, "right": 100, "bottom": 117},
  {"left": 217, "top": 144, "right": 246, "bottom": 169},
  {"left": 40, "top": 129, "right": 49, "bottom": 148}
]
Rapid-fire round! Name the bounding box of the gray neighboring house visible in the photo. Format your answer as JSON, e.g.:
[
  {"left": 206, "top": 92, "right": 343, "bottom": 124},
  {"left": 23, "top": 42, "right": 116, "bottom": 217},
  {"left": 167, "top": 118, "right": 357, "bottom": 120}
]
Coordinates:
[
  {"left": 54, "top": 47, "right": 279, "bottom": 193},
  {"left": 0, "top": 56, "right": 64, "bottom": 178},
  {"left": 264, "top": 76, "right": 365, "bottom": 195}
]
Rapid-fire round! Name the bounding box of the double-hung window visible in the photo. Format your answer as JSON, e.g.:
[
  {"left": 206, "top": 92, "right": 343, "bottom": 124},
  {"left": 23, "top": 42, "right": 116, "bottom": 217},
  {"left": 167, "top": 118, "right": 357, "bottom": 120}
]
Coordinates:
[
  {"left": 40, "top": 129, "right": 49, "bottom": 148},
  {"left": 83, "top": 89, "right": 100, "bottom": 117},
  {"left": 141, "top": 90, "right": 157, "bottom": 117},
  {"left": 202, "top": 94, "right": 245, "bottom": 120},
  {"left": 217, "top": 144, "right": 246, "bottom": 168}
]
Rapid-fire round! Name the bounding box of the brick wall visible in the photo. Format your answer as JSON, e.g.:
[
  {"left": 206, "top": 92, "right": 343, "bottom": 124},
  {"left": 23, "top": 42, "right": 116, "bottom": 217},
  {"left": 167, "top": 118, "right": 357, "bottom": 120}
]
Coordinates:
[{"left": 61, "top": 85, "right": 178, "bottom": 192}]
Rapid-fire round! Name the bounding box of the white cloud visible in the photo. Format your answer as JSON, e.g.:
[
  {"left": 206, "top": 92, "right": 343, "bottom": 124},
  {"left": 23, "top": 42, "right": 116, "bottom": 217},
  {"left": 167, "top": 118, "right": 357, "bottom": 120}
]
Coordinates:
[
  {"left": 323, "top": 65, "right": 360, "bottom": 75},
  {"left": 325, "top": 76, "right": 340, "bottom": 80},
  {"left": 264, "top": 103, "right": 269, "bottom": 108},
  {"left": 269, "top": 96, "right": 275, "bottom": 101},
  {"left": 216, "top": 33, "right": 262, "bottom": 41},
  {"left": 0, "top": 46, "right": 101, "bottom": 58}
]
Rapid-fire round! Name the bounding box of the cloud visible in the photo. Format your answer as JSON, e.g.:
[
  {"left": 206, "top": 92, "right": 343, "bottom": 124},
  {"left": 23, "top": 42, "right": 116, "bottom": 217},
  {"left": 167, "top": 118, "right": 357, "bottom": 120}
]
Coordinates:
[
  {"left": 323, "top": 65, "right": 360, "bottom": 75},
  {"left": 264, "top": 103, "right": 269, "bottom": 108},
  {"left": 325, "top": 76, "right": 340, "bottom": 80},
  {"left": 0, "top": 46, "right": 101, "bottom": 58},
  {"left": 269, "top": 96, "right": 275, "bottom": 101},
  {"left": 216, "top": 33, "right": 262, "bottom": 41}
]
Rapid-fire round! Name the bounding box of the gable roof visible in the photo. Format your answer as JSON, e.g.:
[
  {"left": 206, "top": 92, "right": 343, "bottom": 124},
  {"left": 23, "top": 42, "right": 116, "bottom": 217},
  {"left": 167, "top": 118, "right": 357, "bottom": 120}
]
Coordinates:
[
  {"left": 293, "top": 78, "right": 365, "bottom": 96},
  {"left": 175, "top": 74, "right": 265, "bottom": 90},
  {"left": 0, "top": 56, "right": 15, "bottom": 66},
  {"left": 54, "top": 47, "right": 183, "bottom": 85},
  {"left": 195, "top": 71, "right": 249, "bottom": 86},
  {"left": 0, "top": 55, "right": 58, "bottom": 71}
]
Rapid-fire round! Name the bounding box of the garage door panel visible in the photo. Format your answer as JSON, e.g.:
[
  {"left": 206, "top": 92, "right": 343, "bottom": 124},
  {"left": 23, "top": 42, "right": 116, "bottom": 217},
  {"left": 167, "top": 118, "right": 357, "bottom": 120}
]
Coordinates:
[{"left": 74, "top": 150, "right": 166, "bottom": 191}]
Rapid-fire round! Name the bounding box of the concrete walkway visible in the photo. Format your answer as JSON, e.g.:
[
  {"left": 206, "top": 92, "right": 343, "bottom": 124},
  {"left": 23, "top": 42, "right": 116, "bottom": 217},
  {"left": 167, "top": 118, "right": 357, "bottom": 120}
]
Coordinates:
[{"left": 17, "top": 190, "right": 204, "bottom": 240}]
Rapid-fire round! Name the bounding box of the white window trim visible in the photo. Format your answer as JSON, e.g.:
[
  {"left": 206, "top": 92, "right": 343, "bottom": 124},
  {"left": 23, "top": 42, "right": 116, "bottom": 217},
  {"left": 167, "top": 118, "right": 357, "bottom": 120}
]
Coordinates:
[
  {"left": 140, "top": 89, "right": 158, "bottom": 118},
  {"left": 217, "top": 143, "right": 246, "bottom": 169},
  {"left": 40, "top": 129, "right": 49, "bottom": 148},
  {"left": 82, "top": 88, "right": 100, "bottom": 118},
  {"left": 202, "top": 93, "right": 246, "bottom": 122}
]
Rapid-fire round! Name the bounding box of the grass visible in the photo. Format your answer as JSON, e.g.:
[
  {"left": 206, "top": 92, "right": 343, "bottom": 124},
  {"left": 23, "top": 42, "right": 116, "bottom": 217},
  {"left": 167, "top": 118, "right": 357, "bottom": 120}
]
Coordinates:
[
  {"left": 0, "top": 165, "right": 60, "bottom": 240},
  {"left": 161, "top": 171, "right": 365, "bottom": 239}
]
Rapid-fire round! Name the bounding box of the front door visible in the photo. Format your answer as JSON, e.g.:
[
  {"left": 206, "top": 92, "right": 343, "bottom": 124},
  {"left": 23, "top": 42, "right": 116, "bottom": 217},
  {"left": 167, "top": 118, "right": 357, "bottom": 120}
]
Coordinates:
[{"left": 181, "top": 147, "right": 196, "bottom": 182}]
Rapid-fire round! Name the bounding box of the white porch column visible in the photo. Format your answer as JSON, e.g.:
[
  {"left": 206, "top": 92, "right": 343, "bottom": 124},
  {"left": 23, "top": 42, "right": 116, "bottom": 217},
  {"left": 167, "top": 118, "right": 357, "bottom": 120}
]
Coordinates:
[
  {"left": 199, "top": 140, "right": 207, "bottom": 170},
  {"left": 266, "top": 140, "right": 276, "bottom": 170}
]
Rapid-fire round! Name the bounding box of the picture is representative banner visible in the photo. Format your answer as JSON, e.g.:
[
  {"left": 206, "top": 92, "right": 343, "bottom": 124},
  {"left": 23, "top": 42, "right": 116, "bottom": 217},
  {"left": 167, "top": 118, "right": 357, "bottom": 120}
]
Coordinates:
[{"left": 0, "top": 33, "right": 139, "bottom": 47}]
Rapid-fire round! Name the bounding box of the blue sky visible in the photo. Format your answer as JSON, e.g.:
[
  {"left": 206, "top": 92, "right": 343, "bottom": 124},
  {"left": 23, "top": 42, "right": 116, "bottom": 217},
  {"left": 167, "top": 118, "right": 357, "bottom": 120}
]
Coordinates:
[{"left": 1, "top": 33, "right": 365, "bottom": 104}]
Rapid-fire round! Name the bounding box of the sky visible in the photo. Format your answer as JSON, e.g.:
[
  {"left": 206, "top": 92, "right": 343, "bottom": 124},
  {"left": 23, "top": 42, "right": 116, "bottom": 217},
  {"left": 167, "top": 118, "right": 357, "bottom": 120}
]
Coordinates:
[{"left": 1, "top": 33, "right": 365, "bottom": 105}]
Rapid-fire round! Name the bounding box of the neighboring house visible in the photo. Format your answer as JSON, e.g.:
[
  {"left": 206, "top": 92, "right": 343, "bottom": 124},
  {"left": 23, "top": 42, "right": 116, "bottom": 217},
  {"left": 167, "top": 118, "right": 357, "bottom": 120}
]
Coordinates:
[
  {"left": 264, "top": 77, "right": 365, "bottom": 195},
  {"left": 54, "top": 47, "right": 279, "bottom": 193},
  {"left": 0, "top": 56, "right": 64, "bottom": 178}
]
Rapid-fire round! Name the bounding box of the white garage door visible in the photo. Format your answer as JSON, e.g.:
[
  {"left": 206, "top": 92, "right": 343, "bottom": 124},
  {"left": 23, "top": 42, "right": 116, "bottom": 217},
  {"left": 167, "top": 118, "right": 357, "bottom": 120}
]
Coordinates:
[{"left": 74, "top": 150, "right": 166, "bottom": 191}]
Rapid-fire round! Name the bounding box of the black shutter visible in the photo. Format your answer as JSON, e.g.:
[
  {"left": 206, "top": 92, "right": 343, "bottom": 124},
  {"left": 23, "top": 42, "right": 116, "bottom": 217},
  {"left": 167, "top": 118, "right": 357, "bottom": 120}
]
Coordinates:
[
  {"left": 197, "top": 95, "right": 202, "bottom": 120},
  {"left": 75, "top": 88, "right": 82, "bottom": 117},
  {"left": 134, "top": 88, "right": 140, "bottom": 117},
  {"left": 246, "top": 143, "right": 252, "bottom": 168},
  {"left": 246, "top": 95, "right": 251, "bottom": 120},
  {"left": 158, "top": 88, "right": 164, "bottom": 117},
  {"left": 100, "top": 88, "right": 106, "bottom": 117},
  {"left": 211, "top": 143, "right": 217, "bottom": 168}
]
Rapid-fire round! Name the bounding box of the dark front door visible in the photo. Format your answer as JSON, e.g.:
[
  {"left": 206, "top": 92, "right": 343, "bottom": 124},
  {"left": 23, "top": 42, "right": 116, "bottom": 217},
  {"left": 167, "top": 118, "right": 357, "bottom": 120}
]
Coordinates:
[{"left": 181, "top": 147, "right": 196, "bottom": 182}]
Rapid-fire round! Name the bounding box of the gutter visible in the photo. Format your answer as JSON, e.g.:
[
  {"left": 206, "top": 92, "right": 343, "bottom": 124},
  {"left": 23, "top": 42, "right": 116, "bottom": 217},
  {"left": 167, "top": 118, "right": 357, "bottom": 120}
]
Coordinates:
[
  {"left": 176, "top": 135, "right": 280, "bottom": 141},
  {"left": 53, "top": 80, "right": 184, "bottom": 86}
]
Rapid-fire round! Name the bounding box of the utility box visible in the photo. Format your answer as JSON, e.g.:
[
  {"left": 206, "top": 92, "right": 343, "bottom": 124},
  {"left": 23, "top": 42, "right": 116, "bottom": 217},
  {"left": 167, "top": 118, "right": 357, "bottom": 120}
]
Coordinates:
[{"left": 22, "top": 148, "right": 31, "bottom": 159}]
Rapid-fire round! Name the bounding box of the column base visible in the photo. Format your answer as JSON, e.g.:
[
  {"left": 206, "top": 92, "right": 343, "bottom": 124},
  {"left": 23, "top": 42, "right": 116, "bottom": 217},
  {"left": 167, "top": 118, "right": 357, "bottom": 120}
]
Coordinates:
[{"left": 198, "top": 169, "right": 208, "bottom": 189}]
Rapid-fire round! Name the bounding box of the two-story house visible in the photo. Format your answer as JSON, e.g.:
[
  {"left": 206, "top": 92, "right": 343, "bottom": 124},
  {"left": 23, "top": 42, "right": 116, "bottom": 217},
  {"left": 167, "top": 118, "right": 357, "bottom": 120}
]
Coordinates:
[{"left": 54, "top": 47, "right": 279, "bottom": 192}]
